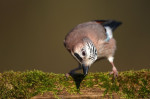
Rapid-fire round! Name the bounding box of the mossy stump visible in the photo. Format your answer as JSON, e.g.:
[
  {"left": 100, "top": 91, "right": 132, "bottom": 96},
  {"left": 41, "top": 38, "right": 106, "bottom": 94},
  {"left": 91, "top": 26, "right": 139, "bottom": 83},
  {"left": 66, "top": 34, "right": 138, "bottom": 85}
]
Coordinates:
[{"left": 0, "top": 69, "right": 150, "bottom": 98}]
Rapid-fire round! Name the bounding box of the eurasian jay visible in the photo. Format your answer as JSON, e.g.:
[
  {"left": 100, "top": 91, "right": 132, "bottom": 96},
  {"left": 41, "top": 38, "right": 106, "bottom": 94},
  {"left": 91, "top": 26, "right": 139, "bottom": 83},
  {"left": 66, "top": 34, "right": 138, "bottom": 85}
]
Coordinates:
[{"left": 64, "top": 20, "right": 122, "bottom": 78}]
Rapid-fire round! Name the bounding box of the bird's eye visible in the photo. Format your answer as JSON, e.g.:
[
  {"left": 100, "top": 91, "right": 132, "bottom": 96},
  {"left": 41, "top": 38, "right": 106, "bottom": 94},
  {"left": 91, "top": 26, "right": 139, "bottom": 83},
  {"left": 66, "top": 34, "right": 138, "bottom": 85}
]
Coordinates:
[{"left": 82, "top": 51, "right": 86, "bottom": 56}]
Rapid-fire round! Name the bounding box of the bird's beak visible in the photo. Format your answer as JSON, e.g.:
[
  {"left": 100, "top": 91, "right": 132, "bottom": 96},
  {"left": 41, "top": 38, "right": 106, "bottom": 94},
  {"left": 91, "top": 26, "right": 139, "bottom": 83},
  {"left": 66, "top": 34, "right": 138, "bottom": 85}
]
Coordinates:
[{"left": 82, "top": 64, "right": 89, "bottom": 76}]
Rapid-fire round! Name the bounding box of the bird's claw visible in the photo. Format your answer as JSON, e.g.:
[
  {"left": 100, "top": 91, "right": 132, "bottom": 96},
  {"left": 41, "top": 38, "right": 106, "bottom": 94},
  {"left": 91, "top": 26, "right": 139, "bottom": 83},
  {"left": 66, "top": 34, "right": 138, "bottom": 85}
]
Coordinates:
[
  {"left": 65, "top": 71, "right": 75, "bottom": 80},
  {"left": 109, "top": 69, "right": 118, "bottom": 79},
  {"left": 65, "top": 73, "right": 70, "bottom": 80}
]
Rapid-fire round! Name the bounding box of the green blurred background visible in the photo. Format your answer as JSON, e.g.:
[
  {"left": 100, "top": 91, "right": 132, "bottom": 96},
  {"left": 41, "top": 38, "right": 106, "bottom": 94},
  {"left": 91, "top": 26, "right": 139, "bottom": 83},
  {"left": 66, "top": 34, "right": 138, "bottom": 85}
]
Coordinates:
[{"left": 0, "top": 0, "right": 150, "bottom": 73}]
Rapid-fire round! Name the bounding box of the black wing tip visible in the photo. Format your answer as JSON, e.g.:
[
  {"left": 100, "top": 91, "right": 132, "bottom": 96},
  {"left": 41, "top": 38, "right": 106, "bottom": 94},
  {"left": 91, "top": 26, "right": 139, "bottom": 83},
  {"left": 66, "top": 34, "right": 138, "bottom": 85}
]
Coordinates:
[
  {"left": 93, "top": 20, "right": 122, "bottom": 31},
  {"left": 94, "top": 19, "right": 122, "bottom": 24},
  {"left": 93, "top": 20, "right": 107, "bottom": 24}
]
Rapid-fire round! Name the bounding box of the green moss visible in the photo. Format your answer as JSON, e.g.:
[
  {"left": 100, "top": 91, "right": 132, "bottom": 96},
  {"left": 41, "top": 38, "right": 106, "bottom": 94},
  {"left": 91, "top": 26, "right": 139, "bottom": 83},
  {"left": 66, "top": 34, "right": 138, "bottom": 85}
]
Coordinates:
[{"left": 0, "top": 69, "right": 150, "bottom": 98}]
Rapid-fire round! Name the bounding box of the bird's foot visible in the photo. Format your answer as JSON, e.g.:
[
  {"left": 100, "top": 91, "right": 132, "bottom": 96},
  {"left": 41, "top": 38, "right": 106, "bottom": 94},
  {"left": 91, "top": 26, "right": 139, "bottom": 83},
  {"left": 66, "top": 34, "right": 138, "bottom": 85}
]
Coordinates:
[
  {"left": 65, "top": 70, "right": 75, "bottom": 79},
  {"left": 65, "top": 73, "right": 70, "bottom": 79},
  {"left": 110, "top": 67, "right": 118, "bottom": 79}
]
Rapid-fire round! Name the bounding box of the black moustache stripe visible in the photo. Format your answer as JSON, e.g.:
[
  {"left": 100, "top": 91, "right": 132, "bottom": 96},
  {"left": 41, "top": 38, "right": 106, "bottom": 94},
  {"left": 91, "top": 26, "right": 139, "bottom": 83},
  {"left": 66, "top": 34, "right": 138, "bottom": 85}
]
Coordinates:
[{"left": 74, "top": 53, "right": 83, "bottom": 62}]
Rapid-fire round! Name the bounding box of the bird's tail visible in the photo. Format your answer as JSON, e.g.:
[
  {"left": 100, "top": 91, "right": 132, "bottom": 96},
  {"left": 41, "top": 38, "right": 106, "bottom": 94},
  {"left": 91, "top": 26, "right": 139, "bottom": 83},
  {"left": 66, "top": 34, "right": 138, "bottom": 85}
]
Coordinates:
[
  {"left": 94, "top": 20, "right": 122, "bottom": 41},
  {"left": 94, "top": 20, "right": 122, "bottom": 31}
]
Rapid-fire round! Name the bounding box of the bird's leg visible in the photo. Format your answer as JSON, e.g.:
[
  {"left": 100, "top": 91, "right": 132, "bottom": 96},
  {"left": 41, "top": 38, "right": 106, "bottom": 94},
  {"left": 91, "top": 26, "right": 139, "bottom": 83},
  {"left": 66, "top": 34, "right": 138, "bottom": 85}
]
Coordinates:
[
  {"left": 65, "top": 64, "right": 82, "bottom": 78},
  {"left": 108, "top": 56, "right": 118, "bottom": 78},
  {"left": 69, "top": 64, "right": 82, "bottom": 74},
  {"left": 109, "top": 62, "right": 118, "bottom": 77}
]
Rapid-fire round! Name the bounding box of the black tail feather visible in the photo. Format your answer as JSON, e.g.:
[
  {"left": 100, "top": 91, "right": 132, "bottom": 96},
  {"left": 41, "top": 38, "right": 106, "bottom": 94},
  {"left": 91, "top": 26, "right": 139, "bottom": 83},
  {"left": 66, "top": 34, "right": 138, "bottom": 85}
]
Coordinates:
[{"left": 94, "top": 20, "right": 122, "bottom": 31}]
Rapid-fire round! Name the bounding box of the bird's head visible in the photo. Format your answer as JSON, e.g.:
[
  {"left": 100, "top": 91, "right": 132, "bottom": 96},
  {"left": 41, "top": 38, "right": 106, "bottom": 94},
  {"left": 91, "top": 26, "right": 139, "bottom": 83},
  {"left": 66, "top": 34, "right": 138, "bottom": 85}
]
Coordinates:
[{"left": 72, "top": 38, "right": 97, "bottom": 76}]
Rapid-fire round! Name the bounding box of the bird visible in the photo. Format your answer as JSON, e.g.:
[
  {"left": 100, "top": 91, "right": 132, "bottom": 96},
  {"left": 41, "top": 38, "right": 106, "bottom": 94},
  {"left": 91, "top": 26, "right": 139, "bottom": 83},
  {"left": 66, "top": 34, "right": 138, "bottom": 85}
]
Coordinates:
[{"left": 64, "top": 20, "right": 122, "bottom": 78}]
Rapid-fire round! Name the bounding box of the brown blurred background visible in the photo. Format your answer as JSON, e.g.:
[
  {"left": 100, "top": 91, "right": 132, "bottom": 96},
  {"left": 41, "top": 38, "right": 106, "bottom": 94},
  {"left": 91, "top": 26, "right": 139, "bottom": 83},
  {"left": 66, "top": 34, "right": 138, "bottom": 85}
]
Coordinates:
[{"left": 0, "top": 0, "right": 150, "bottom": 73}]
